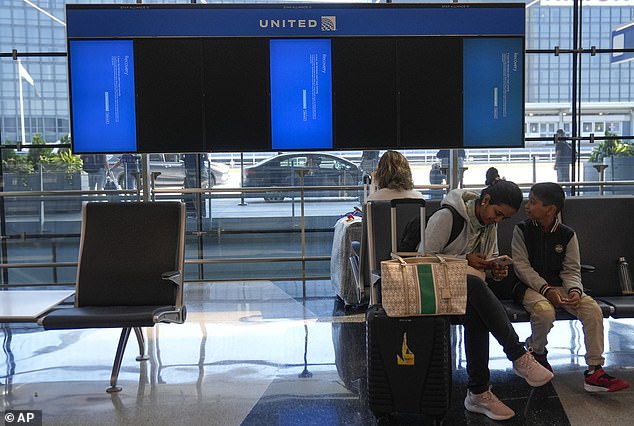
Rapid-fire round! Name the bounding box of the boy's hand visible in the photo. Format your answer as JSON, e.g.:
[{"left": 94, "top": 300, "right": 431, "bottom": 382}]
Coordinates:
[
  {"left": 545, "top": 289, "right": 566, "bottom": 308},
  {"left": 562, "top": 292, "right": 581, "bottom": 309}
]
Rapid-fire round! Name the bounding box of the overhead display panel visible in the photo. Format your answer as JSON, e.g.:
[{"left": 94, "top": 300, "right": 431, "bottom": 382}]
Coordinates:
[
  {"left": 269, "top": 39, "right": 333, "bottom": 150},
  {"left": 69, "top": 40, "right": 137, "bottom": 153},
  {"left": 463, "top": 38, "right": 524, "bottom": 148},
  {"left": 66, "top": 3, "right": 525, "bottom": 153}
]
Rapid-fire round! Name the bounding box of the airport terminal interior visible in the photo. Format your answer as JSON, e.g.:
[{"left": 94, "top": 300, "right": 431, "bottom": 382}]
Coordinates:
[
  {"left": 2, "top": 280, "right": 633, "bottom": 425},
  {"left": 2, "top": 1, "right": 634, "bottom": 425}
]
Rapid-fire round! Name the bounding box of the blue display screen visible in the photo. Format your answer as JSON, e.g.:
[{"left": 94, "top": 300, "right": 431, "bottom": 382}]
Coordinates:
[
  {"left": 270, "top": 39, "right": 333, "bottom": 150},
  {"left": 463, "top": 38, "right": 524, "bottom": 147},
  {"left": 69, "top": 40, "right": 137, "bottom": 153}
]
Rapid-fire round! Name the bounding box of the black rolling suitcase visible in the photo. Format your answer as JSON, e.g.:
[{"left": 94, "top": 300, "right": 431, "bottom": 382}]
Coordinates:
[{"left": 365, "top": 198, "right": 452, "bottom": 424}]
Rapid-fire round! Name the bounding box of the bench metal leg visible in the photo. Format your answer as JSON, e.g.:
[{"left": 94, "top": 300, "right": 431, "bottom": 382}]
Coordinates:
[
  {"left": 107, "top": 327, "right": 132, "bottom": 393},
  {"left": 133, "top": 327, "right": 149, "bottom": 361}
]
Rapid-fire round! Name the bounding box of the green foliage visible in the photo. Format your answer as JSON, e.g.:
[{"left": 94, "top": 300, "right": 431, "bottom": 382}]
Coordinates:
[
  {"left": 2, "top": 148, "right": 34, "bottom": 176},
  {"left": 2, "top": 133, "right": 82, "bottom": 183},
  {"left": 27, "top": 133, "right": 53, "bottom": 167},
  {"left": 589, "top": 131, "right": 634, "bottom": 162},
  {"left": 44, "top": 148, "right": 83, "bottom": 181},
  {"left": 59, "top": 134, "right": 71, "bottom": 145}
]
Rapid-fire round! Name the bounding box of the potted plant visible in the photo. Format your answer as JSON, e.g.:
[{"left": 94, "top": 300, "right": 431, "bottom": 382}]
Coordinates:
[
  {"left": 1, "top": 133, "right": 85, "bottom": 214},
  {"left": 587, "top": 131, "right": 634, "bottom": 194},
  {"left": 1, "top": 148, "right": 34, "bottom": 188}
]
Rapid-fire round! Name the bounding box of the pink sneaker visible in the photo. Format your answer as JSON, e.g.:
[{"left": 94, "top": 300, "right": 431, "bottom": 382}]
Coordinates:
[
  {"left": 532, "top": 352, "right": 553, "bottom": 372},
  {"left": 513, "top": 351, "right": 554, "bottom": 387},
  {"left": 464, "top": 388, "right": 515, "bottom": 421}
]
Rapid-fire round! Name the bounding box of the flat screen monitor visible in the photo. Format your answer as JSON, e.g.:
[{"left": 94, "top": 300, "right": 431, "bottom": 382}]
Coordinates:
[
  {"left": 270, "top": 39, "right": 333, "bottom": 150},
  {"left": 66, "top": 3, "right": 525, "bottom": 153},
  {"left": 68, "top": 40, "right": 137, "bottom": 153}
]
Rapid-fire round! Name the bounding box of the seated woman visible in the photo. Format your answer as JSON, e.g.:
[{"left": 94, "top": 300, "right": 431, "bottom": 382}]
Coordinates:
[
  {"left": 424, "top": 170, "right": 553, "bottom": 421},
  {"left": 366, "top": 150, "right": 423, "bottom": 201}
]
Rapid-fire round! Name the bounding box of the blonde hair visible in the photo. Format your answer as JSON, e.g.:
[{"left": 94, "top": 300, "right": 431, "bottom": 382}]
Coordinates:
[{"left": 374, "top": 150, "right": 414, "bottom": 191}]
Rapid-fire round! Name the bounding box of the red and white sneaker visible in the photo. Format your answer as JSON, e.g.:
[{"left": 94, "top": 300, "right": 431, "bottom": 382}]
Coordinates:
[{"left": 584, "top": 367, "right": 630, "bottom": 392}]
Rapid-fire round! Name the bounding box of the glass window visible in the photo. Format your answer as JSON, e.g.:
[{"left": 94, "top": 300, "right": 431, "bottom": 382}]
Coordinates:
[
  {"left": 529, "top": 123, "right": 539, "bottom": 134},
  {"left": 607, "top": 122, "right": 620, "bottom": 133},
  {"left": 563, "top": 123, "right": 572, "bottom": 135},
  {"left": 1, "top": 0, "right": 634, "bottom": 284},
  {"left": 317, "top": 155, "right": 335, "bottom": 170},
  {"left": 595, "top": 122, "right": 605, "bottom": 133},
  {"left": 3, "top": 117, "right": 16, "bottom": 133}
]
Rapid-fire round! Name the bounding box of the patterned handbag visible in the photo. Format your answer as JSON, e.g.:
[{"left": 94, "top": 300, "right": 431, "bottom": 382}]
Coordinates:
[{"left": 380, "top": 255, "right": 468, "bottom": 317}]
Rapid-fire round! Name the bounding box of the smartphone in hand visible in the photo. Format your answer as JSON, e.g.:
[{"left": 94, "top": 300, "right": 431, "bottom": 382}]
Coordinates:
[{"left": 488, "top": 255, "right": 513, "bottom": 266}]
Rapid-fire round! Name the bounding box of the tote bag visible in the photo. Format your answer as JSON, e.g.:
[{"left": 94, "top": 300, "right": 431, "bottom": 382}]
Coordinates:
[{"left": 380, "top": 255, "right": 468, "bottom": 317}]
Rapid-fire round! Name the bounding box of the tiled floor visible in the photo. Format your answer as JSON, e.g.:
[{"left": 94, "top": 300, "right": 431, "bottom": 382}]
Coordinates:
[{"left": 2, "top": 281, "right": 633, "bottom": 425}]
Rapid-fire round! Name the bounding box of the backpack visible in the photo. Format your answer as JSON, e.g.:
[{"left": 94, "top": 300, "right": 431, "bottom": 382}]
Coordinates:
[{"left": 397, "top": 204, "right": 465, "bottom": 252}]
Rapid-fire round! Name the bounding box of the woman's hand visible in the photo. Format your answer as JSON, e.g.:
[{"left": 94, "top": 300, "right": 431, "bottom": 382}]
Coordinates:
[{"left": 466, "top": 253, "right": 489, "bottom": 271}]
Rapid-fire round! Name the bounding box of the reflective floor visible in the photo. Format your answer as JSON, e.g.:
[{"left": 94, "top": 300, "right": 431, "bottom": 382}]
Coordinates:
[{"left": 2, "top": 281, "right": 633, "bottom": 425}]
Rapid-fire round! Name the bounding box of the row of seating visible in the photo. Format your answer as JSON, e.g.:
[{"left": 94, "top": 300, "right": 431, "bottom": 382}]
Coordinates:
[
  {"left": 356, "top": 196, "right": 634, "bottom": 322},
  {"left": 30, "top": 196, "right": 631, "bottom": 393},
  {"left": 428, "top": 196, "right": 634, "bottom": 321}
]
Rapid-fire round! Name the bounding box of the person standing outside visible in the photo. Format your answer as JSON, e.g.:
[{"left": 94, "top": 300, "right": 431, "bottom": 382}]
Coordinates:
[
  {"left": 428, "top": 162, "right": 445, "bottom": 199},
  {"left": 436, "top": 149, "right": 466, "bottom": 187},
  {"left": 554, "top": 129, "right": 572, "bottom": 182},
  {"left": 511, "top": 182, "right": 629, "bottom": 392},
  {"left": 359, "top": 150, "right": 380, "bottom": 179},
  {"left": 109, "top": 154, "right": 140, "bottom": 190},
  {"left": 80, "top": 154, "right": 108, "bottom": 190},
  {"left": 183, "top": 153, "right": 207, "bottom": 215}
]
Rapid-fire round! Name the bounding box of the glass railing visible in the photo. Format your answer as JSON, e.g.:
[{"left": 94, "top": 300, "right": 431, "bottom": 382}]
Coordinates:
[{"left": 1, "top": 177, "right": 632, "bottom": 287}]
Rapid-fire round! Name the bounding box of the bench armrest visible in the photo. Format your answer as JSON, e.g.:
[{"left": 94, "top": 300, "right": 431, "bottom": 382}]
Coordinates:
[
  {"left": 581, "top": 264, "right": 595, "bottom": 273},
  {"left": 162, "top": 271, "right": 182, "bottom": 286}
]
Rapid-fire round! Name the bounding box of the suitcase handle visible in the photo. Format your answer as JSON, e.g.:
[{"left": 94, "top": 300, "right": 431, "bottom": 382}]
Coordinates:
[
  {"left": 390, "top": 204, "right": 426, "bottom": 256},
  {"left": 366, "top": 199, "right": 427, "bottom": 306}
]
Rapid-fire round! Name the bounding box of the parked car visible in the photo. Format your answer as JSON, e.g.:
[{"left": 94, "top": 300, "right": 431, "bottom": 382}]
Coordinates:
[
  {"left": 109, "top": 153, "right": 230, "bottom": 189},
  {"left": 243, "top": 152, "right": 362, "bottom": 202}
]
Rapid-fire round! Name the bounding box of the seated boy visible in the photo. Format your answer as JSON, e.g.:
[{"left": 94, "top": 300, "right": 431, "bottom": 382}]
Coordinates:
[{"left": 511, "top": 182, "right": 629, "bottom": 392}]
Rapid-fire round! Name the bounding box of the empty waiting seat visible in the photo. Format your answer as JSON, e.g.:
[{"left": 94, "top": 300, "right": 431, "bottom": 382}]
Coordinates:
[{"left": 40, "top": 201, "right": 187, "bottom": 392}]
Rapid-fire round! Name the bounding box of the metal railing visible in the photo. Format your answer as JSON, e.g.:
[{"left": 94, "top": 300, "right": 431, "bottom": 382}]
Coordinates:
[{"left": 0, "top": 179, "right": 632, "bottom": 287}]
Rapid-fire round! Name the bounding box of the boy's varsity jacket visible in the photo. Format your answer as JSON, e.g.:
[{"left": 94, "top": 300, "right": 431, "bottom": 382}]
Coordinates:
[{"left": 511, "top": 217, "right": 584, "bottom": 299}]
